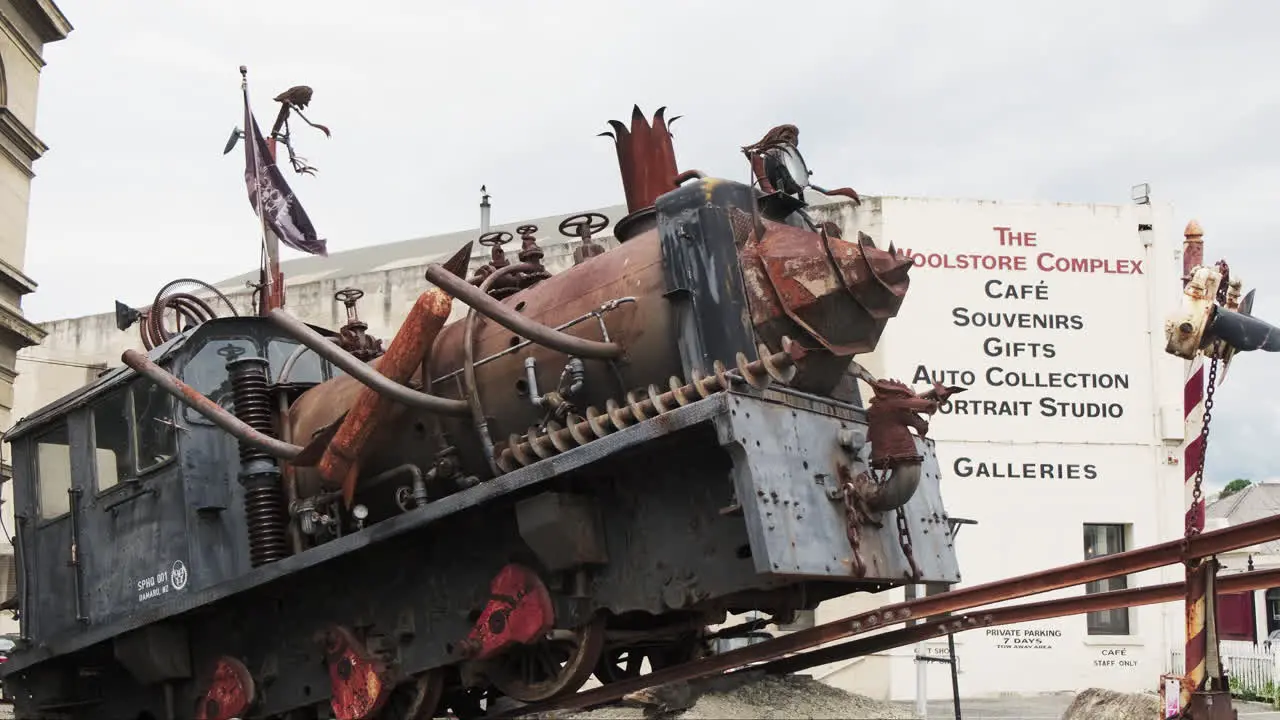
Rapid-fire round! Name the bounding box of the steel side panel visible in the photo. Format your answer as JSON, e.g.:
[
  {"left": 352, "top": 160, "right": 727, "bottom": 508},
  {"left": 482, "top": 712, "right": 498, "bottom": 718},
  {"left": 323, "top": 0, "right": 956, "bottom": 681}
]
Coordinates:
[
  {"left": 717, "top": 393, "right": 960, "bottom": 583},
  {"left": 3, "top": 392, "right": 736, "bottom": 675},
  {"left": 859, "top": 440, "right": 961, "bottom": 583}
]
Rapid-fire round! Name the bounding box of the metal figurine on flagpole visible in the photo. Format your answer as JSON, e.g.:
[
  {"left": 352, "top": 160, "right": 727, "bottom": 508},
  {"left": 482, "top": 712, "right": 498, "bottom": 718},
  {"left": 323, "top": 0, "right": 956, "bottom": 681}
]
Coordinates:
[{"left": 223, "top": 65, "right": 331, "bottom": 316}]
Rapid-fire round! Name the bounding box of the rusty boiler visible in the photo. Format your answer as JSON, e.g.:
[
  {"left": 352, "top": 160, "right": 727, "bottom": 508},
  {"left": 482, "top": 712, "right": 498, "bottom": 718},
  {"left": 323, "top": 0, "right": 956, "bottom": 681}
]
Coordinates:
[{"left": 278, "top": 107, "right": 914, "bottom": 507}]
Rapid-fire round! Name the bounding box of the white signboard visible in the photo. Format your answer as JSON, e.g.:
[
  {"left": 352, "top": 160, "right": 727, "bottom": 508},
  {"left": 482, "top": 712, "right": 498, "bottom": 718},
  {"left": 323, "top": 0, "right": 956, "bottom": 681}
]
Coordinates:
[{"left": 878, "top": 200, "right": 1156, "bottom": 446}]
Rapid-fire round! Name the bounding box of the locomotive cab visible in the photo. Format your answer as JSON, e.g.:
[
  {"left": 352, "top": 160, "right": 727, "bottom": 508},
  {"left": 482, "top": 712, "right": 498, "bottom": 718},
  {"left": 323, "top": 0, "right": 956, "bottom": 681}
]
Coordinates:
[{"left": 4, "top": 319, "right": 341, "bottom": 644}]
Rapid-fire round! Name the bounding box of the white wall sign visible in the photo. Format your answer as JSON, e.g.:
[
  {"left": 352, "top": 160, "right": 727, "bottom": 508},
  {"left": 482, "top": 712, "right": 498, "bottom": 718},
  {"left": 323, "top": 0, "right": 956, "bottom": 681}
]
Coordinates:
[
  {"left": 878, "top": 200, "right": 1155, "bottom": 446},
  {"left": 987, "top": 625, "right": 1061, "bottom": 650},
  {"left": 1094, "top": 647, "right": 1140, "bottom": 668}
]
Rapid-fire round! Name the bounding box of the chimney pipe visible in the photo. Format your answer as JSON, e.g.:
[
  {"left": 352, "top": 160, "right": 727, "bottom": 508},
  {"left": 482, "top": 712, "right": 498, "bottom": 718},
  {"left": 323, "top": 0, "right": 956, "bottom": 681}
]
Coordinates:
[
  {"left": 601, "top": 106, "right": 682, "bottom": 242},
  {"left": 480, "top": 185, "right": 491, "bottom": 236}
]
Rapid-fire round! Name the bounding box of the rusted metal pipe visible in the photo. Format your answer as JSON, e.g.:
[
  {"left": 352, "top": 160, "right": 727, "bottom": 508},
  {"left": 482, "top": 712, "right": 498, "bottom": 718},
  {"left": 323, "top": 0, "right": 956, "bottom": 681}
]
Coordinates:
[
  {"left": 365, "top": 463, "right": 429, "bottom": 509},
  {"left": 277, "top": 389, "right": 304, "bottom": 554},
  {"left": 500, "top": 511, "right": 1280, "bottom": 717},
  {"left": 279, "top": 337, "right": 341, "bottom": 385},
  {"left": 757, "top": 566, "right": 1280, "bottom": 677},
  {"left": 466, "top": 264, "right": 528, "bottom": 476},
  {"left": 862, "top": 464, "right": 921, "bottom": 513},
  {"left": 121, "top": 349, "right": 304, "bottom": 461},
  {"left": 424, "top": 262, "right": 624, "bottom": 360},
  {"left": 314, "top": 290, "right": 455, "bottom": 507},
  {"left": 673, "top": 169, "right": 707, "bottom": 185},
  {"left": 267, "top": 308, "right": 468, "bottom": 416}
]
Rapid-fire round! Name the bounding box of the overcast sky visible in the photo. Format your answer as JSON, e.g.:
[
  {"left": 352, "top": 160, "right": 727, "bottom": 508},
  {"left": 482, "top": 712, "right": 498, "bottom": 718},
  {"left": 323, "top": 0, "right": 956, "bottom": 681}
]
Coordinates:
[{"left": 19, "top": 0, "right": 1280, "bottom": 489}]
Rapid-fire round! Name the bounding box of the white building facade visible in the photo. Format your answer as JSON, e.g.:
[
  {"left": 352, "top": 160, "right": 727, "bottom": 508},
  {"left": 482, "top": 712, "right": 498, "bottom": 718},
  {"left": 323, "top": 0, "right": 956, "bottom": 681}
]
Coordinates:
[
  {"left": 802, "top": 195, "right": 1189, "bottom": 700},
  {"left": 9, "top": 192, "right": 1192, "bottom": 699}
]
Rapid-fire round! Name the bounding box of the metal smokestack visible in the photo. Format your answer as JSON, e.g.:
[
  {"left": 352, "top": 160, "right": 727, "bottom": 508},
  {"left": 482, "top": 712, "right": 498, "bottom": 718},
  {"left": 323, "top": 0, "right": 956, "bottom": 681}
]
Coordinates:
[{"left": 480, "top": 185, "right": 491, "bottom": 236}]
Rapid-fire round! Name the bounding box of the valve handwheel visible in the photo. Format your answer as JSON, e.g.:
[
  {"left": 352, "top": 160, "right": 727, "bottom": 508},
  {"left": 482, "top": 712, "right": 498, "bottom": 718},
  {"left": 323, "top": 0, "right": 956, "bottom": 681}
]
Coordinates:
[
  {"left": 479, "top": 231, "right": 514, "bottom": 247},
  {"left": 334, "top": 288, "right": 364, "bottom": 306},
  {"left": 558, "top": 213, "right": 609, "bottom": 239},
  {"left": 516, "top": 224, "right": 538, "bottom": 237}
]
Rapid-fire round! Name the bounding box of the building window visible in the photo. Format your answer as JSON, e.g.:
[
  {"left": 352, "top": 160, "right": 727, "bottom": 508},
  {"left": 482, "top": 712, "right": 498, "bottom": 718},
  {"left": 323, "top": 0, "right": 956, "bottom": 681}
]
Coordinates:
[
  {"left": 92, "top": 387, "right": 133, "bottom": 492},
  {"left": 132, "top": 379, "right": 176, "bottom": 474},
  {"left": 1084, "top": 523, "right": 1130, "bottom": 635},
  {"left": 35, "top": 423, "right": 72, "bottom": 520}
]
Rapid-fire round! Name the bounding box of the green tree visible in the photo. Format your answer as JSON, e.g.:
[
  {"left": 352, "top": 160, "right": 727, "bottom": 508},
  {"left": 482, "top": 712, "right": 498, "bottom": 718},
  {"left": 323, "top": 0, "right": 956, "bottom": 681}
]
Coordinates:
[{"left": 1221, "top": 478, "right": 1252, "bottom": 498}]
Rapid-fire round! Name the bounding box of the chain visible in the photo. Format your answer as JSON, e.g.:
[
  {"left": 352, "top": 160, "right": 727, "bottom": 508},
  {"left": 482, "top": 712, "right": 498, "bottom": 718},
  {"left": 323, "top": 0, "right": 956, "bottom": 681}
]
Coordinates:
[
  {"left": 1185, "top": 356, "right": 1219, "bottom": 542},
  {"left": 837, "top": 469, "right": 924, "bottom": 581},
  {"left": 1184, "top": 261, "right": 1230, "bottom": 549},
  {"left": 896, "top": 504, "right": 923, "bottom": 582},
  {"left": 840, "top": 482, "right": 867, "bottom": 577}
]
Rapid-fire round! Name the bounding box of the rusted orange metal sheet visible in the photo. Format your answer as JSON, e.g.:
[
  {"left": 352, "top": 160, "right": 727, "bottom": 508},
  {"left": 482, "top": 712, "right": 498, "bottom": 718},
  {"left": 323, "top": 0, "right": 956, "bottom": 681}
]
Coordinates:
[{"left": 316, "top": 289, "right": 452, "bottom": 506}]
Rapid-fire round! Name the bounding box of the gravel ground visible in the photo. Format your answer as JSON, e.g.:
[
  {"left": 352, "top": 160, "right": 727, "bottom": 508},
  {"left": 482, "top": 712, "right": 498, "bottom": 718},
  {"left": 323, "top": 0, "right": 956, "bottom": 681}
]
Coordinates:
[
  {"left": 524, "top": 676, "right": 1280, "bottom": 720},
  {"left": 530, "top": 674, "right": 916, "bottom": 719},
  {"left": 894, "top": 692, "right": 1280, "bottom": 719}
]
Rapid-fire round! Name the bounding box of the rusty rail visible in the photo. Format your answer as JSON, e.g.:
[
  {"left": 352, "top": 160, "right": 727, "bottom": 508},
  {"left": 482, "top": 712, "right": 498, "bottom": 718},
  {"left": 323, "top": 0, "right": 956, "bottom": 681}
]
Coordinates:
[
  {"left": 122, "top": 349, "right": 305, "bottom": 461},
  {"left": 495, "top": 512, "right": 1280, "bottom": 717},
  {"left": 757, "top": 566, "right": 1280, "bottom": 677},
  {"left": 424, "top": 262, "right": 624, "bottom": 360}
]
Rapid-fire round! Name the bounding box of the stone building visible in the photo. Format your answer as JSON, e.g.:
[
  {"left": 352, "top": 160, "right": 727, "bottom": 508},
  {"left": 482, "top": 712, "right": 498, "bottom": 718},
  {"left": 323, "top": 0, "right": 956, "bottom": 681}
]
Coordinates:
[{"left": 0, "top": 0, "right": 70, "bottom": 632}]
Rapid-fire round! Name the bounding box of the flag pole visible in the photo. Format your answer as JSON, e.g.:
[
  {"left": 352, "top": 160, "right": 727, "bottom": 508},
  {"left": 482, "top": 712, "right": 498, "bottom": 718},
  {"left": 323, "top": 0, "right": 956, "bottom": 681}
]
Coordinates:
[{"left": 241, "top": 65, "right": 284, "bottom": 317}]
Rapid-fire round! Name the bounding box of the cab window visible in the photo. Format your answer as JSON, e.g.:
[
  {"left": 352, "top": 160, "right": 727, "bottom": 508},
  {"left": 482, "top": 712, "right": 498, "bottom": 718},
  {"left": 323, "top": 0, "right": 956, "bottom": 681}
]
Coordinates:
[
  {"left": 35, "top": 422, "right": 72, "bottom": 520},
  {"left": 132, "top": 378, "right": 176, "bottom": 474},
  {"left": 179, "top": 338, "right": 257, "bottom": 425},
  {"left": 268, "top": 338, "right": 330, "bottom": 384},
  {"left": 92, "top": 387, "right": 133, "bottom": 492}
]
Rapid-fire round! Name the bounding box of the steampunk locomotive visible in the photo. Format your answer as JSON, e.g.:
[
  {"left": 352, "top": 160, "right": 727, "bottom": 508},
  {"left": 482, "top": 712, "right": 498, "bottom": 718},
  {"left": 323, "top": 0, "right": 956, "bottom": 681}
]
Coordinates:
[{"left": 0, "top": 106, "right": 963, "bottom": 719}]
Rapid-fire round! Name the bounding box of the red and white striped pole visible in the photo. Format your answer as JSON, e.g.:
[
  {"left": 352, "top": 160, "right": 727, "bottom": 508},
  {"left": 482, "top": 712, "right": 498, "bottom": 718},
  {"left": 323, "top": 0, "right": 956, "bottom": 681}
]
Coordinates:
[{"left": 1180, "top": 219, "right": 1207, "bottom": 709}]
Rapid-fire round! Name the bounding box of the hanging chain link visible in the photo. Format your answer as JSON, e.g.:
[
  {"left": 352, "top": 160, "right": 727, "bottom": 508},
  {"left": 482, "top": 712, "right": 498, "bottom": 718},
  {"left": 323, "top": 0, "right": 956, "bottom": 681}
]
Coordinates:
[
  {"left": 836, "top": 469, "right": 923, "bottom": 581},
  {"left": 1186, "top": 356, "right": 1219, "bottom": 541},
  {"left": 896, "top": 504, "right": 923, "bottom": 581},
  {"left": 839, "top": 480, "right": 868, "bottom": 577}
]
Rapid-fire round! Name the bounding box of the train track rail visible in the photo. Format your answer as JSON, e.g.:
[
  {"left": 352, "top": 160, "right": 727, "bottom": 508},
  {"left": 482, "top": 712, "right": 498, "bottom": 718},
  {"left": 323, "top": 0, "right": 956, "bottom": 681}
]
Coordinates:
[{"left": 489, "top": 511, "right": 1280, "bottom": 718}]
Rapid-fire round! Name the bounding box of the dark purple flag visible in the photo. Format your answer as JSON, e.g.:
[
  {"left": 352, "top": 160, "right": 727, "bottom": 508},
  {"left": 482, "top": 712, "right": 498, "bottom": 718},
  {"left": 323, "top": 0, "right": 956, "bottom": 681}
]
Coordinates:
[{"left": 243, "top": 88, "right": 328, "bottom": 256}]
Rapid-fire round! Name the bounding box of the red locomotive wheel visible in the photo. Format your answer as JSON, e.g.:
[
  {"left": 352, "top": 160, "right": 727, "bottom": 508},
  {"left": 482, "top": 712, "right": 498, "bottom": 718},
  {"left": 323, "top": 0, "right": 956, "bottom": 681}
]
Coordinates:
[{"left": 484, "top": 615, "right": 607, "bottom": 703}]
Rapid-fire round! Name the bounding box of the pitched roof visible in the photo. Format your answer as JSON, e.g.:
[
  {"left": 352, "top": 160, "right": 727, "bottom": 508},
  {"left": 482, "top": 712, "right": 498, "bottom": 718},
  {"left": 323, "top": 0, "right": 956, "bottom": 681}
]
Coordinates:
[
  {"left": 1206, "top": 483, "right": 1280, "bottom": 553},
  {"left": 212, "top": 202, "right": 630, "bottom": 292}
]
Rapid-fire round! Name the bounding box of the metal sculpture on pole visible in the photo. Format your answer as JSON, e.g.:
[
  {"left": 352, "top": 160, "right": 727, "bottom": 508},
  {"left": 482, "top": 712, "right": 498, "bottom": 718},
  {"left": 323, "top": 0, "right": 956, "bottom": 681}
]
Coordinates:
[{"left": 1164, "top": 219, "right": 1280, "bottom": 717}]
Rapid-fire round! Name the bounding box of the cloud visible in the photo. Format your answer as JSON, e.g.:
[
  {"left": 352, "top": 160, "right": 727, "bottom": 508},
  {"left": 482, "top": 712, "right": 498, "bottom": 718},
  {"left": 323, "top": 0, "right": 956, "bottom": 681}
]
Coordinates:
[{"left": 19, "top": 0, "right": 1280, "bottom": 483}]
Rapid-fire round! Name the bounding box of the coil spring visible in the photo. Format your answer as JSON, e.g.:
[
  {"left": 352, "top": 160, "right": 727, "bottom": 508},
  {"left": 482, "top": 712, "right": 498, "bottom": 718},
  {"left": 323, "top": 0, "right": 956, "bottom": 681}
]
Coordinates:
[
  {"left": 227, "top": 356, "right": 277, "bottom": 463},
  {"left": 496, "top": 337, "right": 802, "bottom": 472},
  {"left": 243, "top": 476, "right": 289, "bottom": 567},
  {"left": 225, "top": 353, "right": 290, "bottom": 567}
]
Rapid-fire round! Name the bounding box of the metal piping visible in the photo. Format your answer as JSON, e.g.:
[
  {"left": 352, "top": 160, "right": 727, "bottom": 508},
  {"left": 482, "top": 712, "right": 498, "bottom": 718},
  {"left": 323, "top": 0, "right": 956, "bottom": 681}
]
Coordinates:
[
  {"left": 267, "top": 309, "right": 469, "bottom": 417},
  {"left": 424, "top": 262, "right": 624, "bottom": 360},
  {"left": 121, "top": 349, "right": 304, "bottom": 461},
  {"left": 465, "top": 264, "right": 527, "bottom": 476},
  {"left": 277, "top": 389, "right": 304, "bottom": 554},
  {"left": 863, "top": 464, "right": 922, "bottom": 513},
  {"left": 523, "top": 357, "right": 544, "bottom": 408},
  {"left": 430, "top": 297, "right": 636, "bottom": 386},
  {"left": 279, "top": 337, "right": 341, "bottom": 385},
  {"left": 365, "top": 463, "right": 430, "bottom": 509}
]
